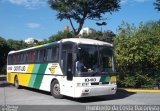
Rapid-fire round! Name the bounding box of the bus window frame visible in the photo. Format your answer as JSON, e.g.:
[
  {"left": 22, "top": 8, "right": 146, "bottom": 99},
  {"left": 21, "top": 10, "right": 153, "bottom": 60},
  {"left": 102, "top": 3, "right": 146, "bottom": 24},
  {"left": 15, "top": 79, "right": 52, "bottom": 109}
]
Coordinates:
[
  {"left": 45, "top": 45, "right": 59, "bottom": 63},
  {"left": 60, "top": 42, "right": 77, "bottom": 77}
]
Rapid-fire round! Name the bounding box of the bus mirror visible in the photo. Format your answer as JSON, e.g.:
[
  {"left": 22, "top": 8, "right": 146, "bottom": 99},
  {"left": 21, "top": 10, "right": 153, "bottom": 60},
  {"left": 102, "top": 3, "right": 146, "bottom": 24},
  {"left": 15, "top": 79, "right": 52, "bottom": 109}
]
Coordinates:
[{"left": 67, "top": 53, "right": 73, "bottom": 81}]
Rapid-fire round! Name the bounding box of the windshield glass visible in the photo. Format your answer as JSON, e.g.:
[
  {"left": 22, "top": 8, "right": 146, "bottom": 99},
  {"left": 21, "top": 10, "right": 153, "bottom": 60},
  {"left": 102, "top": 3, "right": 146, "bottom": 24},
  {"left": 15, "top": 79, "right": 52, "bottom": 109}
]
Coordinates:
[
  {"left": 76, "top": 45, "right": 114, "bottom": 75},
  {"left": 76, "top": 45, "right": 98, "bottom": 74},
  {"left": 99, "top": 46, "right": 114, "bottom": 73}
]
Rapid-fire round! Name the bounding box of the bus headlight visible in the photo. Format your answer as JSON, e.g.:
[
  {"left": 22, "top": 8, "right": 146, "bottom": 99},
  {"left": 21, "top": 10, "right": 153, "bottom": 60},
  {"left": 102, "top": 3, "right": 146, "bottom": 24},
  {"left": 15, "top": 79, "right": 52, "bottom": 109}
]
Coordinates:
[{"left": 110, "top": 81, "right": 116, "bottom": 85}]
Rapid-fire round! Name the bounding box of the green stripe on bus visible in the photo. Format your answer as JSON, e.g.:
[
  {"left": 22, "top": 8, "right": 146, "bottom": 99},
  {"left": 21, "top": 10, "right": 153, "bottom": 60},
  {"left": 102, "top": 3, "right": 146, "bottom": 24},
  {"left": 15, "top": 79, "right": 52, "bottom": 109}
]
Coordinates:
[
  {"left": 28, "top": 64, "right": 40, "bottom": 87},
  {"left": 100, "top": 75, "right": 110, "bottom": 82},
  {"left": 33, "top": 64, "right": 48, "bottom": 89},
  {"left": 105, "top": 75, "right": 111, "bottom": 82}
]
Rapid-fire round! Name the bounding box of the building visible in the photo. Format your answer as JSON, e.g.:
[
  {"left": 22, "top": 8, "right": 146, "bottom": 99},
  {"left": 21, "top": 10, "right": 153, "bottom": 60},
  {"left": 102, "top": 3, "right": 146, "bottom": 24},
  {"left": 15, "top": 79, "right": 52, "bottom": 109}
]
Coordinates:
[
  {"left": 24, "top": 38, "right": 38, "bottom": 44},
  {"left": 79, "top": 27, "right": 93, "bottom": 36}
]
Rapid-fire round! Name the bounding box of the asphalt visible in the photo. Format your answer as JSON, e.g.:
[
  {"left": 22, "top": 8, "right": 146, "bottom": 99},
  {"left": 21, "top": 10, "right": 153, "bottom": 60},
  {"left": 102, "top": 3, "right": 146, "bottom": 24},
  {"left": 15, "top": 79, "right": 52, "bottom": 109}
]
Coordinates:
[
  {"left": 1, "top": 81, "right": 160, "bottom": 105},
  {"left": 1, "top": 78, "right": 160, "bottom": 111}
]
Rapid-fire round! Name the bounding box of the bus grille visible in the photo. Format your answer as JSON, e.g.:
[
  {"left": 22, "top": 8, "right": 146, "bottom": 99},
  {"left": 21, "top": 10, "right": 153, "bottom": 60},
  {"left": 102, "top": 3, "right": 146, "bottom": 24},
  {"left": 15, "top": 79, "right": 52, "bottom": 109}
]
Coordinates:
[{"left": 91, "top": 82, "right": 109, "bottom": 85}]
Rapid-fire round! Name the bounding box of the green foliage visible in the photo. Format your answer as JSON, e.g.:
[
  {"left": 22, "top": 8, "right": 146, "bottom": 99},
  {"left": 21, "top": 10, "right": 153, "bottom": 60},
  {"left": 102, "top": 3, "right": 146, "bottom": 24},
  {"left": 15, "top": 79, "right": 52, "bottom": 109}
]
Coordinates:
[
  {"left": 7, "top": 39, "right": 28, "bottom": 50},
  {"left": 0, "top": 37, "right": 10, "bottom": 74},
  {"left": 48, "top": 31, "right": 74, "bottom": 42},
  {"left": 0, "top": 38, "right": 29, "bottom": 74},
  {"left": 35, "top": 39, "right": 50, "bottom": 45},
  {"left": 120, "top": 76, "right": 137, "bottom": 88},
  {"left": 48, "top": 0, "right": 120, "bottom": 35},
  {"left": 115, "top": 20, "right": 160, "bottom": 88},
  {"left": 154, "top": 0, "right": 160, "bottom": 11},
  {"left": 135, "top": 72, "right": 155, "bottom": 88},
  {"left": 82, "top": 29, "right": 102, "bottom": 39},
  {"left": 82, "top": 29, "right": 115, "bottom": 43}
]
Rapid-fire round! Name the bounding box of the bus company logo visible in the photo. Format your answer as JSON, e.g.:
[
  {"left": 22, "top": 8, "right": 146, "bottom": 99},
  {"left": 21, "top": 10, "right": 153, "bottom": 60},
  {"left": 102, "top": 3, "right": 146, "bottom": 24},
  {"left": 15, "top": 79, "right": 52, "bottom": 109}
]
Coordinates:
[
  {"left": 49, "top": 65, "right": 57, "bottom": 74},
  {"left": 14, "top": 66, "right": 26, "bottom": 72}
]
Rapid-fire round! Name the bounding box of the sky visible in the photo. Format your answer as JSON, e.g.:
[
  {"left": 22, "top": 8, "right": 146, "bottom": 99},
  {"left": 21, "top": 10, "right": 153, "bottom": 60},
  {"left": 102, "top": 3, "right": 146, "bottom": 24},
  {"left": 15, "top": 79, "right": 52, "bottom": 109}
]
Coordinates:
[{"left": 0, "top": 0, "right": 159, "bottom": 41}]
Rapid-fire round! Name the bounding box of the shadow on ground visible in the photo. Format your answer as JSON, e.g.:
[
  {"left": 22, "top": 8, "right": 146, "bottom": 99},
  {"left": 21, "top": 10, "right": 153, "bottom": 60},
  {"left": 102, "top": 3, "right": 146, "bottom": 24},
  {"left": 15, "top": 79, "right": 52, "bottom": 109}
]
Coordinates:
[
  {"left": 65, "top": 91, "right": 136, "bottom": 103},
  {"left": 23, "top": 86, "right": 136, "bottom": 103},
  {"left": 0, "top": 77, "right": 6, "bottom": 81},
  {"left": 0, "top": 80, "right": 136, "bottom": 103},
  {"left": 0, "top": 82, "right": 11, "bottom": 87},
  {"left": 0, "top": 77, "right": 11, "bottom": 87},
  {"left": 20, "top": 87, "right": 136, "bottom": 103}
]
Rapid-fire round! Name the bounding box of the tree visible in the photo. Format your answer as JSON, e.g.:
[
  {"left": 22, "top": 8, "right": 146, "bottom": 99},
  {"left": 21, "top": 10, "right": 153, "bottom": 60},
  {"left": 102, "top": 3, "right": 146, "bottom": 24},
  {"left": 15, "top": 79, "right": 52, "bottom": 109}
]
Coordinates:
[
  {"left": 101, "top": 30, "right": 116, "bottom": 43},
  {"left": 114, "top": 21, "right": 160, "bottom": 88},
  {"left": 7, "top": 39, "right": 28, "bottom": 50},
  {"left": 0, "top": 37, "right": 10, "bottom": 74},
  {"left": 82, "top": 29, "right": 115, "bottom": 43},
  {"left": 154, "top": 0, "right": 160, "bottom": 11},
  {"left": 36, "top": 39, "right": 49, "bottom": 45},
  {"left": 49, "top": 31, "right": 74, "bottom": 42},
  {"left": 48, "top": 0, "right": 120, "bottom": 36}
]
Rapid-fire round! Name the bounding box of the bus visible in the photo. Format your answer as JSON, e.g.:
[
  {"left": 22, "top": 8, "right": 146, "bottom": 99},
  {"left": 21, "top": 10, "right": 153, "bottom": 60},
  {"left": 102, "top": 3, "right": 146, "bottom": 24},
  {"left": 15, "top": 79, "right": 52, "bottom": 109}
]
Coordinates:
[{"left": 7, "top": 38, "right": 117, "bottom": 98}]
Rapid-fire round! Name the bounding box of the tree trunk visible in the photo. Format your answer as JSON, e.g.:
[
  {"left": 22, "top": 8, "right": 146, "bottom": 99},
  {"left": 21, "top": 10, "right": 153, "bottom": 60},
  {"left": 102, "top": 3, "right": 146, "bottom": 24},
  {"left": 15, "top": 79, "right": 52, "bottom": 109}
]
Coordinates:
[
  {"left": 75, "top": 20, "right": 84, "bottom": 37},
  {"left": 68, "top": 15, "right": 86, "bottom": 37}
]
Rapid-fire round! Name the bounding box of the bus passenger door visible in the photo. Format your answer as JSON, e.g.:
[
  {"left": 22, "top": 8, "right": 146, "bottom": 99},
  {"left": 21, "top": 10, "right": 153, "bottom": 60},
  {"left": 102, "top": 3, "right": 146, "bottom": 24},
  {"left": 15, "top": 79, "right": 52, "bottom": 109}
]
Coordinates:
[
  {"left": 66, "top": 53, "right": 73, "bottom": 81},
  {"left": 60, "top": 51, "right": 74, "bottom": 97}
]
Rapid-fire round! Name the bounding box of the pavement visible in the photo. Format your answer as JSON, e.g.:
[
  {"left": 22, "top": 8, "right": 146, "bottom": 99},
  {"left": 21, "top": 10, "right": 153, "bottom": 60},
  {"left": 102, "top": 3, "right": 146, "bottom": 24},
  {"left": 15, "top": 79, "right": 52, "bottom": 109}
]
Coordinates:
[
  {"left": 1, "top": 78, "right": 160, "bottom": 111},
  {"left": 0, "top": 81, "right": 160, "bottom": 105}
]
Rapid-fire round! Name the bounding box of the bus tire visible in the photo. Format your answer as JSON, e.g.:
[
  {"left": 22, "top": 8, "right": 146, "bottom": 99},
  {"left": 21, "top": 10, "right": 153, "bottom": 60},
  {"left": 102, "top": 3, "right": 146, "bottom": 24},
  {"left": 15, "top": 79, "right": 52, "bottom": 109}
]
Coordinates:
[
  {"left": 51, "top": 80, "right": 63, "bottom": 99},
  {"left": 14, "top": 76, "right": 20, "bottom": 89}
]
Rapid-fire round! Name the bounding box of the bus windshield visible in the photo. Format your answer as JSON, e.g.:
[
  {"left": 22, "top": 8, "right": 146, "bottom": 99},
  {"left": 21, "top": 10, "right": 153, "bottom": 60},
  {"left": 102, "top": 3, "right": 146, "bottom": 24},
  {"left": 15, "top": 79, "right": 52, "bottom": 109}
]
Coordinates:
[
  {"left": 76, "top": 44, "right": 114, "bottom": 76},
  {"left": 99, "top": 46, "right": 114, "bottom": 73}
]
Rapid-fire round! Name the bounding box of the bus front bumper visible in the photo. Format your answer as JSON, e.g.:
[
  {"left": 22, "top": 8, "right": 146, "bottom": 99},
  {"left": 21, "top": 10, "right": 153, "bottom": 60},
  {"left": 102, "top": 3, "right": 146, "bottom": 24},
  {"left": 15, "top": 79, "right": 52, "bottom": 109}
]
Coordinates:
[{"left": 74, "top": 85, "right": 117, "bottom": 98}]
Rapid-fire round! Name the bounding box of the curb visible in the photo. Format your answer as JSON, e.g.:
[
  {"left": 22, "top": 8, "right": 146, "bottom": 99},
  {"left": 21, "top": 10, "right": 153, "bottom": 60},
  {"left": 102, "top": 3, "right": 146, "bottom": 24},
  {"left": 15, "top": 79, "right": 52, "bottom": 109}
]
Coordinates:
[{"left": 118, "top": 88, "right": 160, "bottom": 93}]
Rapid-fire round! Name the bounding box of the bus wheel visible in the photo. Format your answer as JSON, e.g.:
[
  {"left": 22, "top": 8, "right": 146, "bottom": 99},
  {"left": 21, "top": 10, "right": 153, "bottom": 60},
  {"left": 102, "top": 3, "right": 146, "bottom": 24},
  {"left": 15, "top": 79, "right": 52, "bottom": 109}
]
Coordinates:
[
  {"left": 51, "top": 80, "right": 63, "bottom": 99},
  {"left": 14, "top": 76, "right": 20, "bottom": 89}
]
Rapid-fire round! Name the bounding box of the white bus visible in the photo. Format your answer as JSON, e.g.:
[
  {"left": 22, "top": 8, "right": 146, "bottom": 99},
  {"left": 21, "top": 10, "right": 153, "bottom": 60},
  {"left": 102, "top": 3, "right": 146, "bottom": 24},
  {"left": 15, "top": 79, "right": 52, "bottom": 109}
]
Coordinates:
[{"left": 7, "top": 38, "right": 117, "bottom": 98}]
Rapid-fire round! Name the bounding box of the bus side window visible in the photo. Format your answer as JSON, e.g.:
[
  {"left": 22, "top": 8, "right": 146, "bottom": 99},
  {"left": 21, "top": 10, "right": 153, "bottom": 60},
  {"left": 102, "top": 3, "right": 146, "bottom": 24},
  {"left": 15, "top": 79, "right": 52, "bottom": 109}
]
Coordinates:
[
  {"left": 52, "top": 47, "right": 58, "bottom": 62},
  {"left": 23, "top": 53, "right": 27, "bottom": 63},
  {"left": 27, "top": 51, "right": 36, "bottom": 63},
  {"left": 13, "top": 54, "right": 19, "bottom": 64},
  {"left": 8, "top": 55, "right": 13, "bottom": 65},
  {"left": 19, "top": 53, "right": 24, "bottom": 64},
  {"left": 46, "top": 48, "right": 52, "bottom": 61},
  {"left": 46, "top": 46, "right": 59, "bottom": 62},
  {"left": 27, "top": 52, "right": 31, "bottom": 63},
  {"left": 32, "top": 51, "right": 36, "bottom": 62},
  {"left": 35, "top": 50, "right": 40, "bottom": 62},
  {"left": 39, "top": 49, "right": 45, "bottom": 62},
  {"left": 27, "top": 52, "right": 30, "bottom": 63}
]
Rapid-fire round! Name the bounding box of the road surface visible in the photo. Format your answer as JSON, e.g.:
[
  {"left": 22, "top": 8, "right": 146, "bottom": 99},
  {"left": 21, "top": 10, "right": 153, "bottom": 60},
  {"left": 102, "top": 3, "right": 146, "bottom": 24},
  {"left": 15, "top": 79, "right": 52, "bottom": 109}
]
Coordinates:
[{"left": 0, "top": 80, "right": 160, "bottom": 111}]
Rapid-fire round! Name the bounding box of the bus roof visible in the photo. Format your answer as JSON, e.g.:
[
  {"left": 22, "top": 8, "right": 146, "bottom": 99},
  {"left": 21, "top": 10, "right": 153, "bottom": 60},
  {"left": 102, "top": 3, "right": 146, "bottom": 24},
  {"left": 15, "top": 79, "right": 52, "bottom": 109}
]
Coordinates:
[
  {"left": 61, "top": 38, "right": 113, "bottom": 46},
  {"left": 8, "top": 38, "right": 113, "bottom": 54}
]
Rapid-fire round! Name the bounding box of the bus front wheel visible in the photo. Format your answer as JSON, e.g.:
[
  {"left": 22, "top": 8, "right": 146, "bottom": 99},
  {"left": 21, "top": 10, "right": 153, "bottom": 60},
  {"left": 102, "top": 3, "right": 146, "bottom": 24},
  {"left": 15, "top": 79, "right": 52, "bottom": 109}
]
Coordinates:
[
  {"left": 14, "top": 76, "right": 20, "bottom": 89},
  {"left": 51, "top": 80, "right": 63, "bottom": 99}
]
